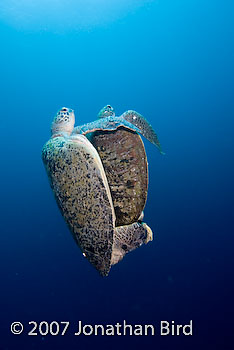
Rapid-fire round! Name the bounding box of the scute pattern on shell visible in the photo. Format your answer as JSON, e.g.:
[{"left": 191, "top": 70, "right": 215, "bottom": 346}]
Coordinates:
[
  {"left": 91, "top": 127, "right": 148, "bottom": 226},
  {"left": 42, "top": 136, "right": 114, "bottom": 276}
]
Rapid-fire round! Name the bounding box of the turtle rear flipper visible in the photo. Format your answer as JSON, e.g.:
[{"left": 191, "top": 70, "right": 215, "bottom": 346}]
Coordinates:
[{"left": 111, "top": 222, "right": 153, "bottom": 266}]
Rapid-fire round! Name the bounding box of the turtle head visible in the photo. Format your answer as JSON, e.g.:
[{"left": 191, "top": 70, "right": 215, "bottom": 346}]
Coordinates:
[
  {"left": 97, "top": 105, "right": 115, "bottom": 119},
  {"left": 51, "top": 107, "right": 75, "bottom": 137}
]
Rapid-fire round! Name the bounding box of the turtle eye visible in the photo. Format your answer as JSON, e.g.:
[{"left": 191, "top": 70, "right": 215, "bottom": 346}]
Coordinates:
[
  {"left": 107, "top": 105, "right": 111, "bottom": 109},
  {"left": 61, "top": 108, "right": 67, "bottom": 111}
]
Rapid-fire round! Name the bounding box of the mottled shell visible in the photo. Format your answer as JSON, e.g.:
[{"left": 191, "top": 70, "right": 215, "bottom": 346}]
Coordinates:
[
  {"left": 42, "top": 135, "right": 115, "bottom": 276},
  {"left": 90, "top": 127, "right": 148, "bottom": 226}
]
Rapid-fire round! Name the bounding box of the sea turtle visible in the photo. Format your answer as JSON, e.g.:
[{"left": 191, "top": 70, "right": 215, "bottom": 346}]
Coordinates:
[
  {"left": 42, "top": 107, "right": 153, "bottom": 276},
  {"left": 72, "top": 105, "right": 163, "bottom": 226}
]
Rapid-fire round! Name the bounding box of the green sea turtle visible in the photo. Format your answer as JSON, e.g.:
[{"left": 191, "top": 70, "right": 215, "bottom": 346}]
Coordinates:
[
  {"left": 73, "top": 105, "right": 163, "bottom": 226},
  {"left": 42, "top": 107, "right": 153, "bottom": 276}
]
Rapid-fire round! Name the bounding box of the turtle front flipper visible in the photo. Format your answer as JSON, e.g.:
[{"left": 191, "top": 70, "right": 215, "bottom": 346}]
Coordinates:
[
  {"left": 72, "top": 116, "right": 142, "bottom": 136},
  {"left": 111, "top": 222, "right": 153, "bottom": 266},
  {"left": 120, "top": 110, "right": 164, "bottom": 154}
]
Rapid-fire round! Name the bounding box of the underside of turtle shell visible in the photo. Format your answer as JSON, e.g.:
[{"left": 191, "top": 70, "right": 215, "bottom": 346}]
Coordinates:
[{"left": 91, "top": 127, "right": 148, "bottom": 226}]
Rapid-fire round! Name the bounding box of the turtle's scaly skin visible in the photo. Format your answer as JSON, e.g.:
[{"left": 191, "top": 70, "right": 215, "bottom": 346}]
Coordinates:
[
  {"left": 91, "top": 127, "right": 148, "bottom": 226},
  {"left": 42, "top": 134, "right": 115, "bottom": 276},
  {"left": 73, "top": 115, "right": 142, "bottom": 136},
  {"left": 111, "top": 223, "right": 152, "bottom": 265}
]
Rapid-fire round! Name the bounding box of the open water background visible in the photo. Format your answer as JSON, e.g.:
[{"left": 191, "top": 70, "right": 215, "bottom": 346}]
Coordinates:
[{"left": 0, "top": 1, "right": 233, "bottom": 349}]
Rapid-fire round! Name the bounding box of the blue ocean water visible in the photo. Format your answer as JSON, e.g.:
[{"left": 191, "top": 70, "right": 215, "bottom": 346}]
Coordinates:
[{"left": 1, "top": 1, "right": 233, "bottom": 349}]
